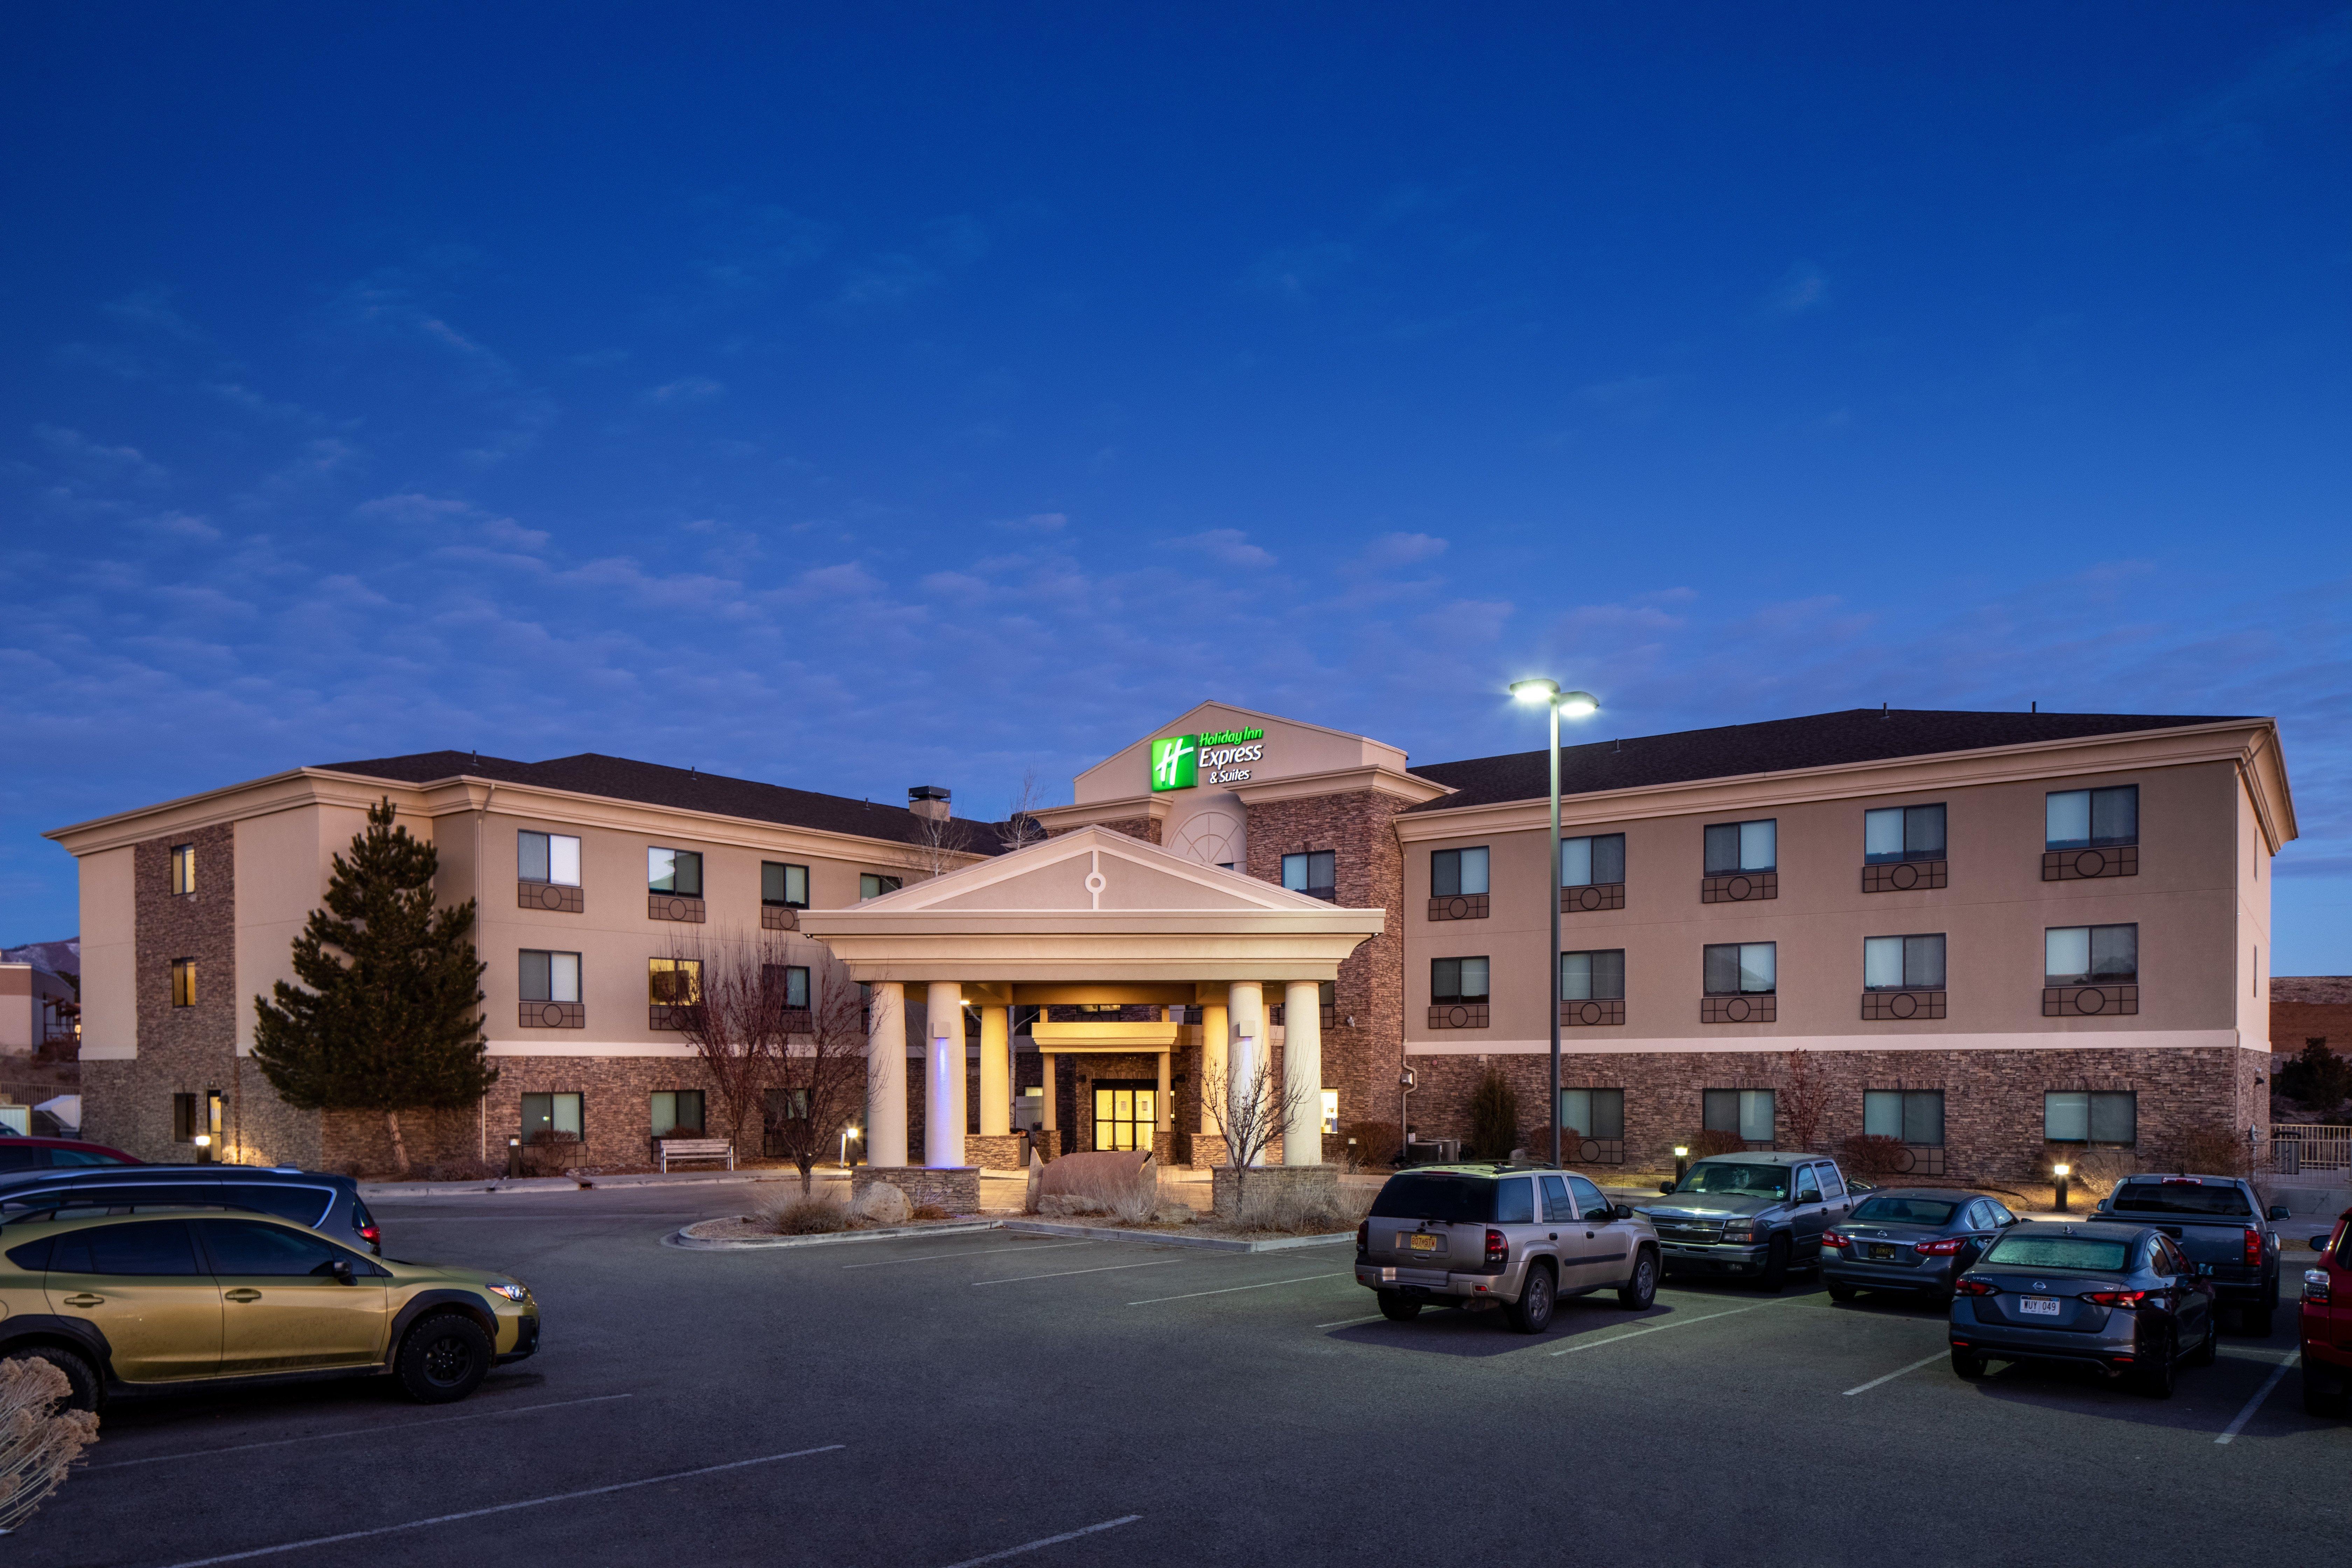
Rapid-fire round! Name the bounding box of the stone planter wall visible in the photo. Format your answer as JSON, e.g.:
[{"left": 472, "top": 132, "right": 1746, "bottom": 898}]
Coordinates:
[
  {"left": 1210, "top": 1161, "right": 1337, "bottom": 1221},
  {"left": 853, "top": 1166, "right": 980, "bottom": 1213}
]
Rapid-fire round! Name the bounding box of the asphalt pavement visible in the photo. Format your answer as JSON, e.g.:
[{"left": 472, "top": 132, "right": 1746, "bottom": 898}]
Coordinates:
[{"left": 14, "top": 1181, "right": 2346, "bottom": 1567}]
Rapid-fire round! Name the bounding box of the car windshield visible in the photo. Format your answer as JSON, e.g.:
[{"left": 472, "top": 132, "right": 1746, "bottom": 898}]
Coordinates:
[
  {"left": 2108, "top": 1182, "right": 2251, "bottom": 1217},
  {"left": 1672, "top": 1163, "right": 1790, "bottom": 1200},
  {"left": 1983, "top": 1234, "right": 2132, "bottom": 1271},
  {"left": 1370, "top": 1174, "right": 1495, "bottom": 1223},
  {"left": 1851, "top": 1196, "right": 1958, "bottom": 1225}
]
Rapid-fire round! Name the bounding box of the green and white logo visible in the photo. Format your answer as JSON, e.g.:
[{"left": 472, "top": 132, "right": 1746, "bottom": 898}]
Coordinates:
[{"left": 1150, "top": 734, "right": 1199, "bottom": 791}]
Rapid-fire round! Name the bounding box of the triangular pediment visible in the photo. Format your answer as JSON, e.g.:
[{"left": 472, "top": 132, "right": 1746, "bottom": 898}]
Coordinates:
[{"left": 857, "top": 825, "right": 1340, "bottom": 914}]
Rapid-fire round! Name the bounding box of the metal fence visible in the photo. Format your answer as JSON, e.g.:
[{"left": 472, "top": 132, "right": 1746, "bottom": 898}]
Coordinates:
[{"left": 2265, "top": 1124, "right": 2352, "bottom": 1177}]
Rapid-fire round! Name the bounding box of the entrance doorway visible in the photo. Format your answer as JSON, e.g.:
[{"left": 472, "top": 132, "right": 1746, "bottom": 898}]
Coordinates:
[{"left": 1092, "top": 1080, "right": 1157, "bottom": 1152}]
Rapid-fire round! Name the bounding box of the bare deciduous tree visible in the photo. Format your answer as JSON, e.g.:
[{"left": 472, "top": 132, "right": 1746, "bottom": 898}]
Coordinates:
[
  {"left": 1202, "top": 1052, "right": 1310, "bottom": 1211},
  {"left": 663, "top": 929, "right": 801, "bottom": 1157},
  {"left": 764, "top": 947, "right": 874, "bottom": 1196},
  {"left": 997, "top": 768, "right": 1051, "bottom": 855},
  {"left": 0, "top": 1356, "right": 99, "bottom": 1532},
  {"left": 1780, "top": 1049, "right": 1829, "bottom": 1152}
]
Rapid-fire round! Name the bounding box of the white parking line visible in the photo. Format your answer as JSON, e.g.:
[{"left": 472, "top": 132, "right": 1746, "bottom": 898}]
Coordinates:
[
  {"left": 937, "top": 1514, "right": 1143, "bottom": 1567},
  {"left": 149, "top": 1444, "right": 845, "bottom": 1567},
  {"left": 1315, "top": 1315, "right": 1385, "bottom": 1329},
  {"left": 91, "top": 1394, "right": 636, "bottom": 1470},
  {"left": 1843, "top": 1351, "right": 1949, "bottom": 1396},
  {"left": 2215, "top": 1352, "right": 2300, "bottom": 1444},
  {"left": 1128, "top": 1273, "right": 1349, "bottom": 1306},
  {"left": 1548, "top": 1295, "right": 1807, "bottom": 1356},
  {"left": 842, "top": 1242, "right": 1093, "bottom": 1270},
  {"left": 973, "top": 1258, "right": 1190, "bottom": 1286}
]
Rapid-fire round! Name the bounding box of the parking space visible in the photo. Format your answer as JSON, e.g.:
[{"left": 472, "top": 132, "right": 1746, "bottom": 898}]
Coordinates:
[{"left": 14, "top": 1188, "right": 2346, "bottom": 1567}]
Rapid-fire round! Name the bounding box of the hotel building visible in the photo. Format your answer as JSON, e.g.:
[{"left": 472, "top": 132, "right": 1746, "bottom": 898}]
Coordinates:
[{"left": 46, "top": 702, "right": 2294, "bottom": 1186}]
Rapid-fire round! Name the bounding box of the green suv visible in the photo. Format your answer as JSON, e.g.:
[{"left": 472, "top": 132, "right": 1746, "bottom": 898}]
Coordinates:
[{"left": 0, "top": 1205, "right": 539, "bottom": 1411}]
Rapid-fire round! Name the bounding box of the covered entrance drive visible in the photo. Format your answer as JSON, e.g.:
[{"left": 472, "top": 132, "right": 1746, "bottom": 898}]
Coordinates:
[{"left": 795, "top": 826, "right": 1385, "bottom": 1192}]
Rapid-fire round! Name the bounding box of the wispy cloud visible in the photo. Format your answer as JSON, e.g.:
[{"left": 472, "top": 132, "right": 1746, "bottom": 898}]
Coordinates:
[
  {"left": 645, "top": 375, "right": 726, "bottom": 404},
  {"left": 1163, "top": 528, "right": 1276, "bottom": 568},
  {"left": 1765, "top": 261, "right": 1830, "bottom": 317}
]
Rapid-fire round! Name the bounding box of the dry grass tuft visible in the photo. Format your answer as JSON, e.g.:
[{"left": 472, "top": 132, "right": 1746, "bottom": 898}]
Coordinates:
[
  {"left": 0, "top": 1357, "right": 97, "bottom": 1534},
  {"left": 1232, "top": 1183, "right": 1375, "bottom": 1236},
  {"left": 908, "top": 1203, "right": 951, "bottom": 1222},
  {"left": 758, "top": 1194, "right": 851, "bottom": 1234}
]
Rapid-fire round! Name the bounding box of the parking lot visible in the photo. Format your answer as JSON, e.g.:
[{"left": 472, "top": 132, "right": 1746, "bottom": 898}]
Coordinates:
[{"left": 15, "top": 1182, "right": 2346, "bottom": 1568}]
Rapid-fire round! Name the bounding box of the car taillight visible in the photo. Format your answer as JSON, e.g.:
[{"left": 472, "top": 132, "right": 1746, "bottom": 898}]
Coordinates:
[
  {"left": 2244, "top": 1228, "right": 2262, "bottom": 1267},
  {"left": 359, "top": 1224, "right": 380, "bottom": 1244},
  {"left": 1914, "top": 1237, "right": 1967, "bottom": 1255},
  {"left": 1821, "top": 1230, "right": 1851, "bottom": 1250},
  {"left": 2081, "top": 1288, "right": 2155, "bottom": 1308},
  {"left": 2306, "top": 1269, "right": 2331, "bottom": 1304},
  {"left": 1356, "top": 1220, "right": 1368, "bottom": 1256},
  {"left": 1954, "top": 1278, "right": 1997, "bottom": 1296},
  {"left": 1485, "top": 1228, "right": 1508, "bottom": 1267}
]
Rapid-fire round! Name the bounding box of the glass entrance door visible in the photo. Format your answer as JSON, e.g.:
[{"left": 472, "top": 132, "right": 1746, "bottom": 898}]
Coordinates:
[{"left": 1092, "top": 1081, "right": 1157, "bottom": 1152}]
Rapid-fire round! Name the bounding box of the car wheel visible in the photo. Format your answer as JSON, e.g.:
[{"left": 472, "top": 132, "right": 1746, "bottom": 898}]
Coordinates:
[
  {"left": 2136, "top": 1330, "right": 2176, "bottom": 1399},
  {"left": 2188, "top": 1314, "right": 2218, "bottom": 1367},
  {"left": 1825, "top": 1280, "right": 1857, "bottom": 1303},
  {"left": 10, "top": 1344, "right": 101, "bottom": 1413},
  {"left": 1506, "top": 1265, "right": 1556, "bottom": 1334},
  {"left": 1950, "top": 1349, "right": 1986, "bottom": 1380},
  {"left": 1616, "top": 1250, "right": 1658, "bottom": 1310},
  {"left": 1376, "top": 1291, "right": 1421, "bottom": 1323},
  {"left": 396, "top": 1312, "right": 493, "bottom": 1404},
  {"left": 1757, "top": 1235, "right": 1790, "bottom": 1292}
]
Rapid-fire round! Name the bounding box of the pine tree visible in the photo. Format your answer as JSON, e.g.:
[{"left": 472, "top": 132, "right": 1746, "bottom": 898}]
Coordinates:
[
  {"left": 251, "top": 799, "right": 493, "bottom": 1174},
  {"left": 1468, "top": 1066, "right": 1520, "bottom": 1160}
]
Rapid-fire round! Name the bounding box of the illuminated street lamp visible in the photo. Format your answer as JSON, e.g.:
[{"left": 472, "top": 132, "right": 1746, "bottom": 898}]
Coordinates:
[
  {"left": 1510, "top": 679, "right": 1601, "bottom": 1168},
  {"left": 2053, "top": 1162, "right": 2072, "bottom": 1213}
]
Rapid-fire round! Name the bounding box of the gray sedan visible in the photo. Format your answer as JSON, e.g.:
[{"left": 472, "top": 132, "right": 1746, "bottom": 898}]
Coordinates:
[
  {"left": 1822, "top": 1189, "right": 2018, "bottom": 1305},
  {"left": 1949, "top": 1220, "right": 2218, "bottom": 1398}
]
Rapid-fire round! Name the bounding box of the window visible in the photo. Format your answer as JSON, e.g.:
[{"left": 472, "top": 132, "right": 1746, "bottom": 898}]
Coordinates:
[
  {"left": 1559, "top": 1087, "right": 1625, "bottom": 1140},
  {"left": 1703, "top": 1089, "right": 1776, "bottom": 1143},
  {"left": 170, "top": 958, "right": 197, "bottom": 1008},
  {"left": 1864, "top": 1089, "right": 1945, "bottom": 1146},
  {"left": 648, "top": 958, "right": 702, "bottom": 1005},
  {"left": 1540, "top": 1174, "right": 1574, "bottom": 1223},
  {"left": 2045, "top": 924, "right": 2137, "bottom": 986},
  {"left": 1431, "top": 956, "right": 1489, "bottom": 1003},
  {"left": 1320, "top": 1089, "right": 1339, "bottom": 1135},
  {"left": 650, "top": 1090, "right": 706, "bottom": 1138},
  {"left": 2044, "top": 1090, "right": 2136, "bottom": 1144},
  {"left": 2046, "top": 785, "right": 2138, "bottom": 849},
  {"left": 1282, "top": 850, "right": 1337, "bottom": 899},
  {"left": 52, "top": 1220, "right": 204, "bottom": 1277},
  {"left": 1492, "top": 1177, "right": 1534, "bottom": 1225},
  {"left": 1795, "top": 1168, "right": 1823, "bottom": 1204},
  {"left": 1567, "top": 1174, "right": 1612, "bottom": 1220},
  {"left": 1864, "top": 934, "right": 1946, "bottom": 990},
  {"left": 1430, "top": 847, "right": 1488, "bottom": 897},
  {"left": 519, "top": 950, "right": 582, "bottom": 1004},
  {"left": 763, "top": 964, "right": 810, "bottom": 1008},
  {"left": 520, "top": 1092, "right": 583, "bottom": 1142},
  {"left": 1560, "top": 833, "right": 1625, "bottom": 887},
  {"left": 201, "top": 1219, "right": 354, "bottom": 1277},
  {"left": 1703, "top": 942, "right": 1776, "bottom": 995},
  {"left": 1864, "top": 805, "right": 1945, "bottom": 864},
  {"left": 172, "top": 1092, "right": 196, "bottom": 1143},
  {"left": 762, "top": 862, "right": 810, "bottom": 908},
  {"left": 169, "top": 843, "right": 196, "bottom": 895},
  {"left": 518, "top": 831, "right": 581, "bottom": 886},
  {"left": 648, "top": 848, "right": 703, "bottom": 896},
  {"left": 1560, "top": 950, "right": 1625, "bottom": 1001},
  {"left": 1703, "top": 820, "right": 1776, "bottom": 874},
  {"left": 859, "top": 873, "right": 902, "bottom": 900}
]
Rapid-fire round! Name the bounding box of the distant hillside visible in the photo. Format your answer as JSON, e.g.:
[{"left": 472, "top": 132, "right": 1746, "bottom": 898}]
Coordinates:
[{"left": 1, "top": 938, "right": 79, "bottom": 980}]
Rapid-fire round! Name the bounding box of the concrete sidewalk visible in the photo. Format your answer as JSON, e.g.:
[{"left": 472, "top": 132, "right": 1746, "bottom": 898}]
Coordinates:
[{"left": 357, "top": 1167, "right": 815, "bottom": 1198}]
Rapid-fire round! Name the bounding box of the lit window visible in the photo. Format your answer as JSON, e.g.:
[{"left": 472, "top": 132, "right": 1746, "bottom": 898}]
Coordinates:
[
  {"left": 169, "top": 844, "right": 196, "bottom": 896},
  {"left": 1430, "top": 847, "right": 1488, "bottom": 897},
  {"left": 648, "top": 958, "right": 702, "bottom": 1005},
  {"left": 2046, "top": 786, "right": 2137, "bottom": 850},
  {"left": 1703, "top": 942, "right": 1776, "bottom": 995},
  {"left": 648, "top": 848, "right": 703, "bottom": 896},
  {"left": 1864, "top": 934, "right": 1946, "bottom": 990},
  {"left": 1704, "top": 820, "right": 1776, "bottom": 874},
  {"left": 1320, "top": 1089, "right": 1339, "bottom": 1134},
  {"left": 1560, "top": 833, "right": 1625, "bottom": 887},
  {"left": 170, "top": 958, "right": 197, "bottom": 1008},
  {"left": 1863, "top": 805, "right": 1945, "bottom": 864},
  {"left": 520, "top": 950, "right": 581, "bottom": 1003},
  {"left": 519, "top": 832, "right": 581, "bottom": 886},
  {"left": 762, "top": 862, "right": 810, "bottom": 908}
]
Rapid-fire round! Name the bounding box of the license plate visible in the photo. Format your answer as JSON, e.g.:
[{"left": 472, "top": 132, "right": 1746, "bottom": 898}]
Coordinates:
[
  {"left": 2019, "top": 1296, "right": 2062, "bottom": 1317},
  {"left": 1869, "top": 1244, "right": 1896, "bottom": 1261},
  {"left": 1408, "top": 1233, "right": 1440, "bottom": 1252}
]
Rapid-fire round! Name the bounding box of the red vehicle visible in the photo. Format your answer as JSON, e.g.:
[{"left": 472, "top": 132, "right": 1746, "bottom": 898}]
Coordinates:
[
  {"left": 0, "top": 1133, "right": 140, "bottom": 1172},
  {"left": 2303, "top": 1210, "right": 2351, "bottom": 1417}
]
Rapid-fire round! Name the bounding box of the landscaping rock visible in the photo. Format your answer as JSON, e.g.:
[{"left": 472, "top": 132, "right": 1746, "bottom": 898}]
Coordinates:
[{"left": 852, "top": 1183, "right": 911, "bottom": 1225}]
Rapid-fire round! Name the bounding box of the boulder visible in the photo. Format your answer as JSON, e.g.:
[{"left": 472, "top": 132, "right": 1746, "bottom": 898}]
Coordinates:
[{"left": 852, "top": 1182, "right": 911, "bottom": 1225}]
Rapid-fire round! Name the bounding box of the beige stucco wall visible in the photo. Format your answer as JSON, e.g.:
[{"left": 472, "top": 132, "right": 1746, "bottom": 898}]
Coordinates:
[
  {"left": 1402, "top": 757, "right": 2255, "bottom": 1052},
  {"left": 76, "top": 845, "right": 136, "bottom": 1060},
  {"left": 232, "top": 802, "right": 380, "bottom": 1053}
]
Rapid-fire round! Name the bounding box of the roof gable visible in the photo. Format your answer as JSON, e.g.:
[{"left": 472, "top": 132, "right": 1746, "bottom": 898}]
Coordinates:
[{"left": 858, "top": 825, "right": 1344, "bottom": 913}]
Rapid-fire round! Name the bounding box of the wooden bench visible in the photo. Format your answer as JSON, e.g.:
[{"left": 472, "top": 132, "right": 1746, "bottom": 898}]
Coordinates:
[{"left": 656, "top": 1137, "right": 734, "bottom": 1173}]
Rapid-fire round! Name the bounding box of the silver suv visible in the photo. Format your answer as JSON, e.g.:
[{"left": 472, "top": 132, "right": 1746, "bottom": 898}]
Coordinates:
[{"left": 1355, "top": 1165, "right": 1660, "bottom": 1332}]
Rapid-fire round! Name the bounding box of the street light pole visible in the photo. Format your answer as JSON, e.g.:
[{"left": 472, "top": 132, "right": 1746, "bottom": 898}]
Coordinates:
[{"left": 1510, "top": 679, "right": 1597, "bottom": 1170}]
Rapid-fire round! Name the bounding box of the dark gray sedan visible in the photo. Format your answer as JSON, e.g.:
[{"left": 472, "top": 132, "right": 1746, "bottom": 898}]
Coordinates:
[
  {"left": 1948, "top": 1220, "right": 2218, "bottom": 1398},
  {"left": 1822, "top": 1189, "right": 2018, "bottom": 1305}
]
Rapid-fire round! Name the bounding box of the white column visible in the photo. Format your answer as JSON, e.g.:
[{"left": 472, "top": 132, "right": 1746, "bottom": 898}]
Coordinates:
[
  {"left": 866, "top": 981, "right": 907, "bottom": 1168},
  {"left": 1283, "top": 980, "right": 1324, "bottom": 1167},
  {"left": 1198, "top": 1000, "right": 1228, "bottom": 1136},
  {"left": 979, "top": 1004, "right": 1011, "bottom": 1138},
  {"left": 1040, "top": 1051, "right": 1058, "bottom": 1146},
  {"left": 1227, "top": 980, "right": 1264, "bottom": 1166},
  {"left": 926, "top": 981, "right": 964, "bottom": 1168},
  {"left": 1155, "top": 1047, "right": 1172, "bottom": 1149}
]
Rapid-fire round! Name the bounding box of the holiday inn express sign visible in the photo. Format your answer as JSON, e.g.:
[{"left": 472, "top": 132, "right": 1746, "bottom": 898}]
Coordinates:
[{"left": 1149, "top": 728, "right": 1266, "bottom": 790}]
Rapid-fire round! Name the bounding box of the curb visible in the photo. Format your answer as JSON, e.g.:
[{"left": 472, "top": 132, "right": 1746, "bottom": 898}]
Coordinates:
[
  {"left": 666, "top": 1220, "right": 1004, "bottom": 1250},
  {"left": 361, "top": 1171, "right": 806, "bottom": 1198},
  {"left": 1000, "top": 1220, "right": 1357, "bottom": 1253}
]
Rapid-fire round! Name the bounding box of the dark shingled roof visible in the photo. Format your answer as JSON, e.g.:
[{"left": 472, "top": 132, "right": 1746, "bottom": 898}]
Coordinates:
[
  {"left": 310, "top": 750, "right": 1006, "bottom": 855},
  {"left": 1405, "top": 708, "right": 2249, "bottom": 814}
]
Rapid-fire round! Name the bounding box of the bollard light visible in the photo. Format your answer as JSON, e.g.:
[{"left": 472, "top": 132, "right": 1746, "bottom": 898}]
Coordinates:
[
  {"left": 1673, "top": 1144, "right": 1690, "bottom": 1186},
  {"left": 2053, "top": 1162, "right": 2072, "bottom": 1213}
]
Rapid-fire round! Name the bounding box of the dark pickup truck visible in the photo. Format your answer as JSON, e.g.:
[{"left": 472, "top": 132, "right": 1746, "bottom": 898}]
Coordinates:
[{"left": 2092, "top": 1174, "right": 2291, "bottom": 1335}]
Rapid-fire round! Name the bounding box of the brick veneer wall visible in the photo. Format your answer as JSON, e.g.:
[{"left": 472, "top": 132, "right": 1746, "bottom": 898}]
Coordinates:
[
  {"left": 1244, "top": 788, "right": 1408, "bottom": 1135},
  {"left": 1400, "top": 1045, "right": 2262, "bottom": 1183},
  {"left": 2271, "top": 977, "right": 2352, "bottom": 1056},
  {"left": 1044, "top": 816, "right": 1162, "bottom": 845}
]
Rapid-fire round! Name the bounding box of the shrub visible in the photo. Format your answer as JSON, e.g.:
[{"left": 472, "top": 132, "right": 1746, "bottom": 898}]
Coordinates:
[
  {"left": 658, "top": 1125, "right": 707, "bottom": 1141},
  {"left": 760, "top": 1194, "right": 850, "bottom": 1234},
  {"left": 0, "top": 1357, "right": 98, "bottom": 1532},
  {"left": 909, "top": 1203, "right": 951, "bottom": 1222},
  {"left": 2167, "top": 1122, "right": 2252, "bottom": 1178},
  {"left": 1840, "top": 1134, "right": 1909, "bottom": 1181},
  {"left": 1468, "top": 1069, "right": 1520, "bottom": 1161},
  {"left": 2277, "top": 1041, "right": 2351, "bottom": 1113},
  {"left": 1688, "top": 1128, "right": 1748, "bottom": 1158},
  {"left": 1342, "top": 1121, "right": 1402, "bottom": 1170},
  {"left": 1232, "top": 1183, "right": 1375, "bottom": 1236},
  {"left": 2069, "top": 1146, "right": 2140, "bottom": 1199}
]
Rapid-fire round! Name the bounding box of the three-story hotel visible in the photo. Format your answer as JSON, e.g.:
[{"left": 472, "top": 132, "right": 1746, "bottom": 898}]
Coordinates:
[{"left": 47, "top": 702, "right": 2293, "bottom": 1186}]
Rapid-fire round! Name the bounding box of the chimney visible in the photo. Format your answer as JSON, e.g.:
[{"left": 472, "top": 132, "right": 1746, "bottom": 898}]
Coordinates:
[{"left": 908, "top": 785, "right": 952, "bottom": 822}]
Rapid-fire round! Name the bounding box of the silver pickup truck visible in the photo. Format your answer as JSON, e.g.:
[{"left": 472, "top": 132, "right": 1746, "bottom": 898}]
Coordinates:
[
  {"left": 1355, "top": 1165, "right": 1660, "bottom": 1333},
  {"left": 2092, "top": 1174, "right": 2291, "bottom": 1335},
  {"left": 1639, "top": 1151, "right": 1859, "bottom": 1290}
]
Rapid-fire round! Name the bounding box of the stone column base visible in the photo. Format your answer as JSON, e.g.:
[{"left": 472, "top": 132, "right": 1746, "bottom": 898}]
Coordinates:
[
  {"left": 965, "top": 1135, "right": 1027, "bottom": 1171},
  {"left": 852, "top": 1166, "right": 980, "bottom": 1214},
  {"left": 1210, "top": 1162, "right": 1337, "bottom": 1221},
  {"left": 1191, "top": 1134, "right": 1228, "bottom": 1170}
]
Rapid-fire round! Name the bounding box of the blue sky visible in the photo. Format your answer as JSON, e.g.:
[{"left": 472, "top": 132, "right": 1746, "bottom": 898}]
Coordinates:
[{"left": 3, "top": 6, "right": 2348, "bottom": 967}]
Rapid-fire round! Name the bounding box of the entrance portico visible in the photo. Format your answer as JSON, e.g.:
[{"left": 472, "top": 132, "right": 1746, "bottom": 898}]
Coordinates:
[{"left": 795, "top": 826, "right": 1384, "bottom": 1179}]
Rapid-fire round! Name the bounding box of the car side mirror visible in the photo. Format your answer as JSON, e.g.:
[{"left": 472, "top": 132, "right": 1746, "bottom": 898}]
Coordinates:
[
  {"left": 1613, "top": 1204, "right": 1635, "bottom": 1220},
  {"left": 1659, "top": 1182, "right": 1675, "bottom": 1195},
  {"left": 331, "top": 1258, "right": 355, "bottom": 1285},
  {"left": 2314, "top": 1236, "right": 2334, "bottom": 1253},
  {"left": 2268, "top": 1205, "right": 2291, "bottom": 1222}
]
